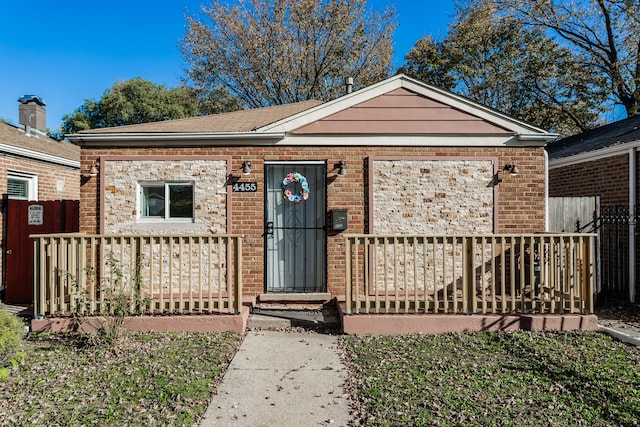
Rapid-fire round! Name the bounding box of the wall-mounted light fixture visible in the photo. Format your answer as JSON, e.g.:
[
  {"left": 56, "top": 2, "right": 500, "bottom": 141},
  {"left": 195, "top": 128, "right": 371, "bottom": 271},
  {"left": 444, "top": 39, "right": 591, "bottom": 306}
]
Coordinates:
[
  {"left": 242, "top": 160, "right": 252, "bottom": 175},
  {"left": 334, "top": 160, "right": 346, "bottom": 176},
  {"left": 504, "top": 164, "right": 519, "bottom": 175},
  {"left": 82, "top": 160, "right": 99, "bottom": 177},
  {"left": 495, "top": 163, "right": 519, "bottom": 184}
]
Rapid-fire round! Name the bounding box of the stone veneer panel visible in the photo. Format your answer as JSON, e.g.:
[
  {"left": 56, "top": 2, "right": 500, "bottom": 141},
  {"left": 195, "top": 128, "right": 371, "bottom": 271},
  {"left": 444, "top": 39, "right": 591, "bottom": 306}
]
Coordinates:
[
  {"left": 373, "top": 160, "right": 494, "bottom": 234},
  {"left": 103, "top": 160, "right": 227, "bottom": 234}
]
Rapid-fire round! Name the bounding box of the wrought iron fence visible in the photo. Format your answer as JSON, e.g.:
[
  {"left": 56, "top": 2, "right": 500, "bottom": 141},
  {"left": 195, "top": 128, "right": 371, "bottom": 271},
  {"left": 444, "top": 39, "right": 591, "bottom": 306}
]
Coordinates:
[{"left": 578, "top": 206, "right": 638, "bottom": 300}]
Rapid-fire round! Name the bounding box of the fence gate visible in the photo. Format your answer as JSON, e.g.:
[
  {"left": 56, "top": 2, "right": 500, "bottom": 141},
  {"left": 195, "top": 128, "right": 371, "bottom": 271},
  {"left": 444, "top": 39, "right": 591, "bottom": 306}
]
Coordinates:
[
  {"left": 3, "top": 199, "right": 79, "bottom": 304},
  {"left": 595, "top": 206, "right": 637, "bottom": 300}
]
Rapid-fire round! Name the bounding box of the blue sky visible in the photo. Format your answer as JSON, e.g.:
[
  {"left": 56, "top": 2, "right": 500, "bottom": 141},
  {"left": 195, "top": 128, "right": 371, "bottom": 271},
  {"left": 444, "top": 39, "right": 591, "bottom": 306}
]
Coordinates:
[{"left": 0, "top": 0, "right": 456, "bottom": 131}]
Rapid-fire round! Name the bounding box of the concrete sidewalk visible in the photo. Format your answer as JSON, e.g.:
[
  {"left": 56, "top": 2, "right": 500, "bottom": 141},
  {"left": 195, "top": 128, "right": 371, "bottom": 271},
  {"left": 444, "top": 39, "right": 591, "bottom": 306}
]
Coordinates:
[{"left": 199, "top": 330, "right": 351, "bottom": 427}]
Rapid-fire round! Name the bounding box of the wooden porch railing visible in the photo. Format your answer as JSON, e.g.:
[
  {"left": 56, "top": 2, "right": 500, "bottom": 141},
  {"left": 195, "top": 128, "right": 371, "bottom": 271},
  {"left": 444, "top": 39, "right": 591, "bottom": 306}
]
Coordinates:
[
  {"left": 344, "top": 233, "right": 596, "bottom": 315},
  {"left": 32, "top": 234, "right": 243, "bottom": 318}
]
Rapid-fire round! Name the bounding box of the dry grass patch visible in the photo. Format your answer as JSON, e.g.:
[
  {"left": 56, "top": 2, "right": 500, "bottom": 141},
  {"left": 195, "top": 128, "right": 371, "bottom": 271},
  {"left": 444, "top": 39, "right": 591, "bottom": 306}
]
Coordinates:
[
  {"left": 341, "top": 330, "right": 640, "bottom": 427},
  {"left": 0, "top": 331, "right": 242, "bottom": 426}
]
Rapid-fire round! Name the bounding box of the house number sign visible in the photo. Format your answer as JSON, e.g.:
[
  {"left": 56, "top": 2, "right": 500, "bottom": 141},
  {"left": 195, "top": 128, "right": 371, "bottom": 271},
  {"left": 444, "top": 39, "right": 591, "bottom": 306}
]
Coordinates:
[{"left": 232, "top": 182, "right": 258, "bottom": 192}]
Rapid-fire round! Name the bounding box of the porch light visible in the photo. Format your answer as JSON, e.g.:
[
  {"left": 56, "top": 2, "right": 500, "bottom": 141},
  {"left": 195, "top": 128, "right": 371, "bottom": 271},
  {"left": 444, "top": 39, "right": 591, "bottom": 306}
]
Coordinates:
[
  {"left": 82, "top": 160, "right": 99, "bottom": 177},
  {"left": 242, "top": 161, "right": 252, "bottom": 174},
  {"left": 495, "top": 163, "right": 519, "bottom": 184},
  {"left": 336, "top": 160, "right": 346, "bottom": 176},
  {"left": 504, "top": 164, "right": 519, "bottom": 175}
]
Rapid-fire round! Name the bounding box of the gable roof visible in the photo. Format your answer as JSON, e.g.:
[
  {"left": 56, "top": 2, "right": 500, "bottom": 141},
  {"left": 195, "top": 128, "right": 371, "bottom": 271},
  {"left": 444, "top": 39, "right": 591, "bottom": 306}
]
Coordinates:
[
  {"left": 68, "top": 74, "right": 557, "bottom": 147},
  {"left": 0, "top": 121, "right": 80, "bottom": 167},
  {"left": 79, "top": 101, "right": 322, "bottom": 134},
  {"left": 261, "top": 74, "right": 555, "bottom": 139},
  {"left": 546, "top": 114, "right": 640, "bottom": 160}
]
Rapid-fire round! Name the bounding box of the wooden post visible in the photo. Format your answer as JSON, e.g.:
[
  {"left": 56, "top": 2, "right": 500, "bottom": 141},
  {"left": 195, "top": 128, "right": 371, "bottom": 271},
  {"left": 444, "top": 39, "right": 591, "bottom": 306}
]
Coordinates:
[
  {"left": 463, "top": 237, "right": 475, "bottom": 314},
  {"left": 345, "top": 236, "right": 352, "bottom": 315}
]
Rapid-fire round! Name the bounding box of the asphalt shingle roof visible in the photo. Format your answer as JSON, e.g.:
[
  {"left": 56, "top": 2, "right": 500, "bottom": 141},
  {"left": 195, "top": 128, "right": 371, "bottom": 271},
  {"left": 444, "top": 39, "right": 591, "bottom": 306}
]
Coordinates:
[
  {"left": 0, "top": 121, "right": 79, "bottom": 162},
  {"left": 546, "top": 115, "right": 640, "bottom": 159},
  {"left": 79, "top": 101, "right": 323, "bottom": 134}
]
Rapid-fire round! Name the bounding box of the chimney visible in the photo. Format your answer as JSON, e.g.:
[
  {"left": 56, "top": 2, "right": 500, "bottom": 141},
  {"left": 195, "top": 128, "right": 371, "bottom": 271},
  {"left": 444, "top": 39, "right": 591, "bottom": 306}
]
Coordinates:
[{"left": 18, "top": 95, "right": 47, "bottom": 136}]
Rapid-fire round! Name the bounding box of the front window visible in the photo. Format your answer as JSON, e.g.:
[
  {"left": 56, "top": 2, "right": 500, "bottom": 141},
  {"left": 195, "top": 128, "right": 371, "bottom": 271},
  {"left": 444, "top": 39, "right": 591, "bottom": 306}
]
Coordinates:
[{"left": 140, "top": 182, "right": 194, "bottom": 220}]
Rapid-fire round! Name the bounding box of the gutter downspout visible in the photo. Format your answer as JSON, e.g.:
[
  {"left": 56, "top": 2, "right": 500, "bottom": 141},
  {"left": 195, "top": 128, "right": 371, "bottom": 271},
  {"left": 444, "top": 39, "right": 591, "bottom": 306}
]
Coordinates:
[
  {"left": 629, "top": 148, "right": 637, "bottom": 303},
  {"left": 545, "top": 150, "right": 549, "bottom": 232}
]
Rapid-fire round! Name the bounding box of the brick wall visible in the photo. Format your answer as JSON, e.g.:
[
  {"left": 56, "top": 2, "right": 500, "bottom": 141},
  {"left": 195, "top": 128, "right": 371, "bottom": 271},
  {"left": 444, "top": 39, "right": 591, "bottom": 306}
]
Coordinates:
[
  {"left": 81, "top": 145, "right": 546, "bottom": 297},
  {"left": 548, "top": 153, "right": 629, "bottom": 205},
  {"left": 0, "top": 155, "right": 79, "bottom": 201}
]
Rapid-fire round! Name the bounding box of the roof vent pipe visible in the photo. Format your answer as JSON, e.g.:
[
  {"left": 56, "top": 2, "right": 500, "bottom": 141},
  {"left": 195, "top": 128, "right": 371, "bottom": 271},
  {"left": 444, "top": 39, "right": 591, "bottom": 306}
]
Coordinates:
[{"left": 345, "top": 77, "right": 353, "bottom": 94}]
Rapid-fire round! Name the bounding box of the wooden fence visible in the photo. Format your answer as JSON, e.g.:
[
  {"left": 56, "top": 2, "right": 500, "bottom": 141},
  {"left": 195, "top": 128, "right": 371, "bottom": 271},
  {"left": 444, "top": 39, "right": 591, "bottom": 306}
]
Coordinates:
[
  {"left": 32, "top": 234, "right": 243, "bottom": 318},
  {"left": 344, "top": 233, "right": 596, "bottom": 315}
]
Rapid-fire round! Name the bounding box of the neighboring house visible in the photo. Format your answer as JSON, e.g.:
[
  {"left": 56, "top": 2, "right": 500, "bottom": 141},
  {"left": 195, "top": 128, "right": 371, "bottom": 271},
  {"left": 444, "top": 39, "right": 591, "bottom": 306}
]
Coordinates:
[
  {"left": 547, "top": 115, "right": 640, "bottom": 304},
  {"left": 68, "top": 74, "right": 557, "bottom": 305},
  {"left": 0, "top": 96, "right": 80, "bottom": 303}
]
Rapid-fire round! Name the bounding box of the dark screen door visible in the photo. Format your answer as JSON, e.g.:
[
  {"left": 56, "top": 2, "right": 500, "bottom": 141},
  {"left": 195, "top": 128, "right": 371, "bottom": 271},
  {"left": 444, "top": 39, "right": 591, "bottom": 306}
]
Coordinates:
[{"left": 265, "top": 163, "right": 326, "bottom": 292}]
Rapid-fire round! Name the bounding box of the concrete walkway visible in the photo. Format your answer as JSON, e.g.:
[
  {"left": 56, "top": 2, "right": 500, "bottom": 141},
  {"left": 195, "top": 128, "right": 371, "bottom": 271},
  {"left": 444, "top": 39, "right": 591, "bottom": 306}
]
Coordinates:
[{"left": 199, "top": 330, "right": 351, "bottom": 427}]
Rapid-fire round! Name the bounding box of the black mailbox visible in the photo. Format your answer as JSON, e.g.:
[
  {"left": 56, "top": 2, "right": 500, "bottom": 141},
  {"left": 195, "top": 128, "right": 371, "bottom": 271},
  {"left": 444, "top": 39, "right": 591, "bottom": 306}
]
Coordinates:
[{"left": 331, "top": 209, "right": 348, "bottom": 231}]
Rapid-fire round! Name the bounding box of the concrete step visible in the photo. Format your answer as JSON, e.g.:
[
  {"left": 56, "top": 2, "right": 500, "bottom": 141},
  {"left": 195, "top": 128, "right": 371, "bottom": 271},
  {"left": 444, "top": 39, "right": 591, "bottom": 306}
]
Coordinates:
[
  {"left": 258, "top": 292, "right": 332, "bottom": 304},
  {"left": 247, "top": 307, "right": 341, "bottom": 330}
]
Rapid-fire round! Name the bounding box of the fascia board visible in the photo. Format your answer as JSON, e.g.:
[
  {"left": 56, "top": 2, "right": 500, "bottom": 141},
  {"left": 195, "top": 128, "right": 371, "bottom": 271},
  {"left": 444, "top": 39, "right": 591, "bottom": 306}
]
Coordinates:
[
  {"left": 549, "top": 139, "right": 640, "bottom": 168},
  {"left": 69, "top": 132, "right": 547, "bottom": 148},
  {"left": 0, "top": 142, "right": 79, "bottom": 168},
  {"left": 68, "top": 131, "right": 286, "bottom": 146},
  {"left": 276, "top": 134, "right": 543, "bottom": 147}
]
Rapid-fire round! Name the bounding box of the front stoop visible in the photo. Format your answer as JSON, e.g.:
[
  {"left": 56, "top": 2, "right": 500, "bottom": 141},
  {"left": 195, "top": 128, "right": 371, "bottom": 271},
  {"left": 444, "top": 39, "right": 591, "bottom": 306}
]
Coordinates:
[
  {"left": 257, "top": 292, "right": 332, "bottom": 305},
  {"left": 337, "top": 302, "right": 599, "bottom": 335},
  {"left": 248, "top": 306, "right": 341, "bottom": 330}
]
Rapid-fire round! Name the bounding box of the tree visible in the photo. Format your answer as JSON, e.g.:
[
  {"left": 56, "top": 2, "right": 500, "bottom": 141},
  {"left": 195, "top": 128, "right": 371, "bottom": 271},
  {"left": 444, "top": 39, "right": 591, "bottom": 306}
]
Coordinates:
[
  {"left": 61, "top": 78, "right": 240, "bottom": 134},
  {"left": 399, "top": 1, "right": 606, "bottom": 136},
  {"left": 492, "top": 0, "right": 640, "bottom": 118},
  {"left": 397, "top": 37, "right": 458, "bottom": 91},
  {"left": 181, "top": 0, "right": 396, "bottom": 108}
]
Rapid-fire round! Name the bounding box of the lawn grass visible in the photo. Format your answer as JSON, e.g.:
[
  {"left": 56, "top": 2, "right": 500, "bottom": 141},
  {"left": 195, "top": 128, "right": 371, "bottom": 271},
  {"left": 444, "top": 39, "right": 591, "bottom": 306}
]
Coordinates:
[
  {"left": 0, "top": 331, "right": 242, "bottom": 426},
  {"left": 3, "top": 327, "right": 640, "bottom": 426},
  {"left": 341, "top": 330, "right": 640, "bottom": 427}
]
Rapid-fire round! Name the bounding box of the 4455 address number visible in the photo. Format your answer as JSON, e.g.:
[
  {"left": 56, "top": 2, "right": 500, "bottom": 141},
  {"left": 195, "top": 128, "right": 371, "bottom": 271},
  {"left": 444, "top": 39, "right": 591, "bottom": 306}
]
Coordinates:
[{"left": 232, "top": 182, "right": 258, "bottom": 192}]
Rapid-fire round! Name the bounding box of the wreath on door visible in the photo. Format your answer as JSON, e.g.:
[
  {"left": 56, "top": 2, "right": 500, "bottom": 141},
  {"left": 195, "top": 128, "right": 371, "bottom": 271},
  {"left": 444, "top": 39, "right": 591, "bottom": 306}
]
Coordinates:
[{"left": 281, "top": 172, "right": 310, "bottom": 203}]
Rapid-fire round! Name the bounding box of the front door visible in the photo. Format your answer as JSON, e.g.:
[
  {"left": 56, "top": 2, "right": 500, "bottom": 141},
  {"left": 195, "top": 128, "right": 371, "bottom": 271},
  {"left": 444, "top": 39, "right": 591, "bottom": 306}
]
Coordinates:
[{"left": 265, "top": 163, "right": 326, "bottom": 292}]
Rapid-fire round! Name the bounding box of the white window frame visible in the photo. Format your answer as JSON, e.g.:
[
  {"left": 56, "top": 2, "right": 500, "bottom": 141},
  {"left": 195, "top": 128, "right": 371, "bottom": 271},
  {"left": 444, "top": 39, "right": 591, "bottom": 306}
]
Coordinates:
[
  {"left": 7, "top": 171, "right": 38, "bottom": 200},
  {"left": 137, "top": 181, "right": 195, "bottom": 222}
]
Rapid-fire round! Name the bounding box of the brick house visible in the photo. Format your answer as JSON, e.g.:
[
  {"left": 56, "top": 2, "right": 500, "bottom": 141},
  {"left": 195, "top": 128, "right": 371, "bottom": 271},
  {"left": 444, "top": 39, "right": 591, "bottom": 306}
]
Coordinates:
[
  {"left": 68, "top": 74, "right": 557, "bottom": 305},
  {"left": 0, "top": 95, "right": 80, "bottom": 303},
  {"left": 547, "top": 115, "right": 640, "bottom": 304}
]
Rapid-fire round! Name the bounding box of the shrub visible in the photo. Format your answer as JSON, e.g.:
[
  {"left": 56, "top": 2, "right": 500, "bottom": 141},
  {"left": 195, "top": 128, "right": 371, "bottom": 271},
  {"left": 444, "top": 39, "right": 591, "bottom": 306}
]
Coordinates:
[
  {"left": 0, "top": 309, "right": 24, "bottom": 363},
  {"left": 0, "top": 309, "right": 25, "bottom": 380},
  {"left": 63, "top": 251, "right": 149, "bottom": 348}
]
